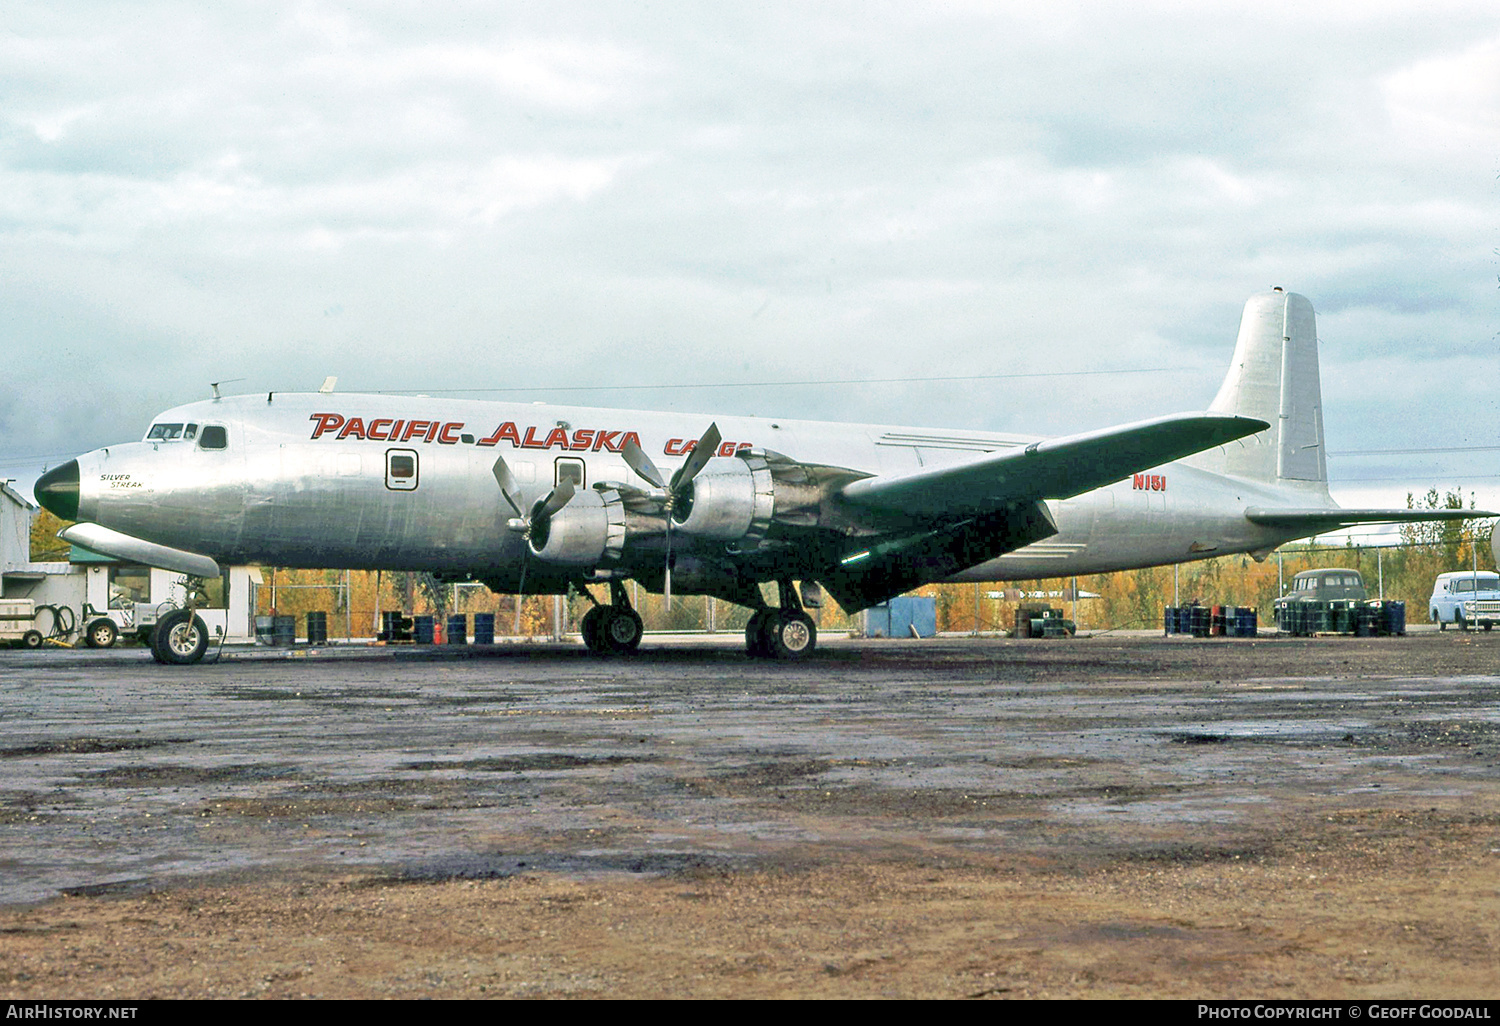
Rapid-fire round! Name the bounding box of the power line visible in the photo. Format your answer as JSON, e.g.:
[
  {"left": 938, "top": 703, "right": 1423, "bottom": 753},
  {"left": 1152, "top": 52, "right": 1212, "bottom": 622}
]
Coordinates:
[
  {"left": 1328, "top": 444, "right": 1500, "bottom": 457},
  {"left": 367, "top": 367, "right": 1177, "bottom": 395},
  {"left": 1331, "top": 474, "right": 1500, "bottom": 484}
]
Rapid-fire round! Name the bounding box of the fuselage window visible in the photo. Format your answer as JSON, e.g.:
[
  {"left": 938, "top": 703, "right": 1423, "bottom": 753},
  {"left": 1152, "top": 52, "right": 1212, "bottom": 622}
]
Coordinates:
[
  {"left": 199, "top": 425, "right": 228, "bottom": 450},
  {"left": 555, "top": 457, "right": 585, "bottom": 490},
  {"left": 146, "top": 423, "right": 184, "bottom": 441},
  {"left": 386, "top": 449, "right": 419, "bottom": 491}
]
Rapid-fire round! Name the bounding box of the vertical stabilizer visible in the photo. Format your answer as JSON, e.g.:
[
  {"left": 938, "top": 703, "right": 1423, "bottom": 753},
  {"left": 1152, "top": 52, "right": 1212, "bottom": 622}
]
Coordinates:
[{"left": 1193, "top": 289, "right": 1327, "bottom": 487}]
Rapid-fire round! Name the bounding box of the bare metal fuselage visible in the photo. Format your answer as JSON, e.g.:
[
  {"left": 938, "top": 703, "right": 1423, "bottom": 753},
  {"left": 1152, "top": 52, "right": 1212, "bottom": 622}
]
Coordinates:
[{"left": 69, "top": 391, "right": 1305, "bottom": 590}]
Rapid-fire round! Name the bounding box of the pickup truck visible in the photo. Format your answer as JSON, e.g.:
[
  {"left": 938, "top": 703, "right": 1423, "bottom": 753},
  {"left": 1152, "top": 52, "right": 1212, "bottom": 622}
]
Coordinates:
[{"left": 1429, "top": 571, "right": 1500, "bottom": 631}]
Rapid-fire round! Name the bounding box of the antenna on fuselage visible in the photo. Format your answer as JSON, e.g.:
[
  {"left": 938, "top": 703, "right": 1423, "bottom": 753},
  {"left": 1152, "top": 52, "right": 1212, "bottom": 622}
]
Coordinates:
[
  {"left": 209, "top": 378, "right": 245, "bottom": 400},
  {"left": 319, "top": 376, "right": 338, "bottom": 393}
]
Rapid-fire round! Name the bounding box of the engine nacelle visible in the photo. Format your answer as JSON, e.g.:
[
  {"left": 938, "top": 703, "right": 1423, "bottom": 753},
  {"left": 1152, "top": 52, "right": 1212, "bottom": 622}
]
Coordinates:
[
  {"left": 529, "top": 488, "right": 626, "bottom": 566},
  {"left": 672, "top": 455, "right": 775, "bottom": 543}
]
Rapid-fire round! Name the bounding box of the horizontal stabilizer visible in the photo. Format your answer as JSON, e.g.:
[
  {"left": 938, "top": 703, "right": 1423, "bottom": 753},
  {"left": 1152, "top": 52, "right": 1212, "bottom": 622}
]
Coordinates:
[
  {"left": 1246, "top": 507, "right": 1498, "bottom": 532},
  {"left": 60, "top": 524, "right": 222, "bottom": 578},
  {"left": 840, "top": 412, "right": 1269, "bottom": 519}
]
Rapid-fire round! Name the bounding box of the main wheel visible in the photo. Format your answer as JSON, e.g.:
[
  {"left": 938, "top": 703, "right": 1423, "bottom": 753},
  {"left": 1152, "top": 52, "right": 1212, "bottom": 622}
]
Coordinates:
[
  {"left": 599, "top": 608, "right": 643, "bottom": 655},
  {"left": 580, "top": 606, "right": 607, "bottom": 653},
  {"left": 765, "top": 611, "right": 816, "bottom": 660},
  {"left": 745, "top": 609, "right": 775, "bottom": 658},
  {"left": 85, "top": 618, "right": 118, "bottom": 649},
  {"left": 151, "top": 609, "right": 209, "bottom": 665}
]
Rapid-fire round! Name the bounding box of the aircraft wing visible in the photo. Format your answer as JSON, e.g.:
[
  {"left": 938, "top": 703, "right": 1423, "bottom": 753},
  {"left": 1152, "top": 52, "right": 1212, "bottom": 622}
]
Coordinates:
[
  {"left": 1245, "top": 507, "right": 1498, "bottom": 531},
  {"left": 839, "top": 412, "right": 1269, "bottom": 519}
]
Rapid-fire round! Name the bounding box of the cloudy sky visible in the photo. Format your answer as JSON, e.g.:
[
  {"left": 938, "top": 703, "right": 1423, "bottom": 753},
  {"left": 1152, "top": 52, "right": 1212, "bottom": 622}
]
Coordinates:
[{"left": 3, "top": 1, "right": 1497, "bottom": 531}]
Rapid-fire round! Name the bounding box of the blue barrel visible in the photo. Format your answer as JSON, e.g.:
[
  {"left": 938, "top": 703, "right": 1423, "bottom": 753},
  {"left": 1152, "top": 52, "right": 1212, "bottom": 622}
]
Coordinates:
[
  {"left": 472, "top": 612, "right": 495, "bottom": 645},
  {"left": 413, "top": 615, "right": 435, "bottom": 644},
  {"left": 1240, "top": 607, "right": 1257, "bottom": 638},
  {"left": 1164, "top": 607, "right": 1177, "bottom": 634},
  {"left": 1383, "top": 601, "right": 1406, "bottom": 636},
  {"left": 446, "top": 613, "right": 467, "bottom": 645},
  {"left": 271, "top": 614, "right": 296, "bottom": 646},
  {"left": 1190, "top": 605, "right": 1210, "bottom": 638}
]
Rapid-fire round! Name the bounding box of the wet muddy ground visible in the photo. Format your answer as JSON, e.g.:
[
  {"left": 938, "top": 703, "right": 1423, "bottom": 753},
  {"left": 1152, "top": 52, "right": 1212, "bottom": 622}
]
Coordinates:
[{"left": 2, "top": 631, "right": 1498, "bottom": 997}]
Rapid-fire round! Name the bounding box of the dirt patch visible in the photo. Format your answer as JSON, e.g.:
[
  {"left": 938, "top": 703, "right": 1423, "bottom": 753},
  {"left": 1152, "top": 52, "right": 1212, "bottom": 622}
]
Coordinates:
[
  {"left": 2, "top": 804, "right": 1497, "bottom": 998},
  {"left": 1, "top": 737, "right": 193, "bottom": 758}
]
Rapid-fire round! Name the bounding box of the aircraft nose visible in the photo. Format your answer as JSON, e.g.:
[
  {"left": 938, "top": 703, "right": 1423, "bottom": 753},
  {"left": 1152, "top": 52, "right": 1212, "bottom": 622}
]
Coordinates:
[{"left": 34, "top": 460, "right": 80, "bottom": 521}]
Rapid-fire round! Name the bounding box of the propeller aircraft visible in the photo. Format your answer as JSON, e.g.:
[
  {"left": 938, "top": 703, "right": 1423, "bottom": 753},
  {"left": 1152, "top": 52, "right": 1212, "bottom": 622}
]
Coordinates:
[{"left": 33, "top": 289, "right": 1489, "bottom": 664}]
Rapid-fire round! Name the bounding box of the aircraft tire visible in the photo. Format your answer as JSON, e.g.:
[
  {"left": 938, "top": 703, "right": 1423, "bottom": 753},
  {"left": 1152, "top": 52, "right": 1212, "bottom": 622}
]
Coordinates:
[
  {"left": 745, "top": 609, "right": 775, "bottom": 658},
  {"left": 580, "top": 606, "right": 606, "bottom": 653},
  {"left": 766, "top": 611, "right": 816, "bottom": 660},
  {"left": 599, "top": 608, "right": 643, "bottom": 655},
  {"left": 85, "top": 618, "right": 118, "bottom": 649},
  {"left": 152, "top": 610, "right": 209, "bottom": 665}
]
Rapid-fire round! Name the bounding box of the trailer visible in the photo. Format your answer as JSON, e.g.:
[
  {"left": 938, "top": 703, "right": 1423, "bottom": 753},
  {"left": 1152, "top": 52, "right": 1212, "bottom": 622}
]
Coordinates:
[{"left": 0, "top": 598, "right": 75, "bottom": 648}]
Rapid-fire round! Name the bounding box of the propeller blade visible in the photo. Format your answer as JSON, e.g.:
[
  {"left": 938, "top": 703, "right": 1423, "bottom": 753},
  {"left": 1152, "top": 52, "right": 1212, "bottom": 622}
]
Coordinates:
[
  {"left": 621, "top": 438, "right": 666, "bottom": 490},
  {"left": 663, "top": 521, "right": 673, "bottom": 610},
  {"left": 536, "top": 478, "right": 576, "bottom": 520},
  {"left": 491, "top": 456, "right": 525, "bottom": 518},
  {"left": 669, "top": 423, "right": 722, "bottom": 494}
]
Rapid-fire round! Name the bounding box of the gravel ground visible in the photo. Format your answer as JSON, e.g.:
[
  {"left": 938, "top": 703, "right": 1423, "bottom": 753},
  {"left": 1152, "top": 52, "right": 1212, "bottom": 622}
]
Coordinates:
[{"left": 1, "top": 629, "right": 1497, "bottom": 998}]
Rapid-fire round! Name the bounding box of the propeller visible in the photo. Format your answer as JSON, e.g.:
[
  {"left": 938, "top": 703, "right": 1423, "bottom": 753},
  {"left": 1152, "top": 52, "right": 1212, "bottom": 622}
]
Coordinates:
[
  {"left": 492, "top": 455, "right": 576, "bottom": 597},
  {"left": 621, "top": 423, "right": 722, "bottom": 608}
]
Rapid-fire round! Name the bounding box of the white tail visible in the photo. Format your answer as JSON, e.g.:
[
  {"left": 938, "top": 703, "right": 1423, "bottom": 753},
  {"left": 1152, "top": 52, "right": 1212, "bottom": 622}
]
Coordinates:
[{"left": 1191, "top": 289, "right": 1328, "bottom": 491}]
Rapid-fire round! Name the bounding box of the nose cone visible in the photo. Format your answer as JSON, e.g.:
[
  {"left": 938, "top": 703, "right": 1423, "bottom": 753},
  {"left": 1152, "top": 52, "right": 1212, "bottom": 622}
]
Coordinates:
[{"left": 34, "top": 460, "right": 80, "bottom": 521}]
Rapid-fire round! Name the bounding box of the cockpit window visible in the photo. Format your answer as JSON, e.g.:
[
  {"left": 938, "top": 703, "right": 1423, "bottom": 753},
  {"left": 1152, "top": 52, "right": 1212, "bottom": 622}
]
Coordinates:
[
  {"left": 199, "top": 425, "right": 228, "bottom": 450},
  {"left": 146, "top": 423, "right": 184, "bottom": 441},
  {"left": 184, "top": 423, "right": 198, "bottom": 439}
]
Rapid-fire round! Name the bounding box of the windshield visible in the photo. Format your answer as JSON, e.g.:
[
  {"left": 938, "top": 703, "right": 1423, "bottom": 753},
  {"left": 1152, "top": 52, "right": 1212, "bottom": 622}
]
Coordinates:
[{"left": 1453, "top": 576, "right": 1499, "bottom": 593}]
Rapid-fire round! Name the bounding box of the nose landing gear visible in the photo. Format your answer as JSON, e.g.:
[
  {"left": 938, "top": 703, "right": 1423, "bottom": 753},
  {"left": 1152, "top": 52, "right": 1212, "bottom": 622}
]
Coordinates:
[{"left": 150, "top": 608, "right": 210, "bottom": 665}]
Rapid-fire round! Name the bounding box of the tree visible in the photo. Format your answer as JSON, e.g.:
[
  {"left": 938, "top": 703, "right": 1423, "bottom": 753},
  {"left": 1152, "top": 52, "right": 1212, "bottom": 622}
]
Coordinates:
[{"left": 30, "top": 509, "right": 73, "bottom": 562}]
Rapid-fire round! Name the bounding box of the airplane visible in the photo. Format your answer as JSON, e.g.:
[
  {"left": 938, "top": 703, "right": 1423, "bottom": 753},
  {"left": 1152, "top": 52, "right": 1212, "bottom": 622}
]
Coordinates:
[{"left": 33, "top": 288, "right": 1491, "bottom": 665}]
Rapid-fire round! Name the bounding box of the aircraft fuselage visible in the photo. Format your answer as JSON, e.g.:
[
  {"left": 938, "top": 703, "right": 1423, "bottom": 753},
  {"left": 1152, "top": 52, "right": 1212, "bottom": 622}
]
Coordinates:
[{"left": 67, "top": 391, "right": 1300, "bottom": 587}]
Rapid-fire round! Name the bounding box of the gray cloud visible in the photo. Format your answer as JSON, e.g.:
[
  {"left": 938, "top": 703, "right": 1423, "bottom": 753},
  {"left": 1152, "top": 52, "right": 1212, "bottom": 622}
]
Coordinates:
[{"left": 3, "top": 1, "right": 1497, "bottom": 515}]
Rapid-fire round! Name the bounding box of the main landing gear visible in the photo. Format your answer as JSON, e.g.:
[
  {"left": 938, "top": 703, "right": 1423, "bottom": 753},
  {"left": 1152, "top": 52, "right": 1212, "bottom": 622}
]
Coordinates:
[
  {"left": 579, "top": 580, "right": 645, "bottom": 655},
  {"left": 744, "top": 579, "right": 817, "bottom": 660}
]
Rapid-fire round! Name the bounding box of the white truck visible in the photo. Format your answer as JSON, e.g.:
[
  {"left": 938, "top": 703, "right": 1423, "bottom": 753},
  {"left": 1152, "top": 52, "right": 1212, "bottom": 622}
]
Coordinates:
[{"left": 1429, "top": 571, "right": 1500, "bottom": 631}]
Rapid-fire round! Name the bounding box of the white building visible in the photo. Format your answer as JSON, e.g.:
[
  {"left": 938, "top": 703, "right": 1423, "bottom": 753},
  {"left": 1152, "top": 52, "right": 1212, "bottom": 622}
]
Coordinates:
[{"left": 1, "top": 479, "right": 258, "bottom": 645}]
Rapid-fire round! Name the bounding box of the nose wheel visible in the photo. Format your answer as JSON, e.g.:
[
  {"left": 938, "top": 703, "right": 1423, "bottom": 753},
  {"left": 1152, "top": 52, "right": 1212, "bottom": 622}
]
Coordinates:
[{"left": 150, "top": 609, "right": 210, "bottom": 665}]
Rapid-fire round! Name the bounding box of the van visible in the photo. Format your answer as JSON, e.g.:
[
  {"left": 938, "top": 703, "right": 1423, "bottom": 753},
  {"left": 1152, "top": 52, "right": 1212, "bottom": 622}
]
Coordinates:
[{"left": 1428, "top": 571, "right": 1500, "bottom": 631}]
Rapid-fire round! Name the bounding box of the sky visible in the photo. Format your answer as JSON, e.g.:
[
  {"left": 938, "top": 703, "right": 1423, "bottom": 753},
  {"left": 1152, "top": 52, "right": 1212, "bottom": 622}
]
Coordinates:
[{"left": 3, "top": 1, "right": 1498, "bottom": 541}]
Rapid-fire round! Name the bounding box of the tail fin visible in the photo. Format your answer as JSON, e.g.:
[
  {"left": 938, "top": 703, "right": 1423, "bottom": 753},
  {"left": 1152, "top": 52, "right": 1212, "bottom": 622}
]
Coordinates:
[{"left": 1190, "top": 289, "right": 1328, "bottom": 489}]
